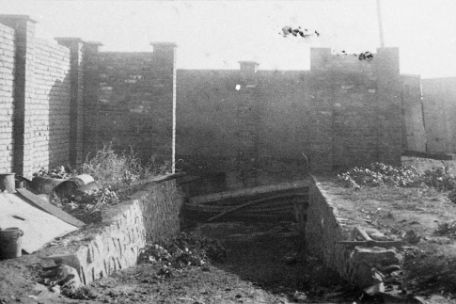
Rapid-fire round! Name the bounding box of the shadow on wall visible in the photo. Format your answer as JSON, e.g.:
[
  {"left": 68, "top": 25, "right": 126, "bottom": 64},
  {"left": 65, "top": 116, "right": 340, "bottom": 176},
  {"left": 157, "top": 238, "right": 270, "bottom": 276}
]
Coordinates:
[{"left": 46, "top": 74, "right": 72, "bottom": 172}]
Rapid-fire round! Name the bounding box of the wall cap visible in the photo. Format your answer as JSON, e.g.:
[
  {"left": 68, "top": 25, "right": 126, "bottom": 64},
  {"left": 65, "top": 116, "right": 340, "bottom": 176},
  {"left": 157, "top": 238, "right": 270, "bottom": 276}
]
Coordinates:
[
  {"left": 238, "top": 61, "right": 259, "bottom": 65},
  {"left": 55, "top": 37, "right": 84, "bottom": 43},
  {"left": 151, "top": 42, "right": 177, "bottom": 48},
  {"left": 0, "top": 14, "right": 37, "bottom": 23},
  {"left": 85, "top": 41, "right": 103, "bottom": 46}
]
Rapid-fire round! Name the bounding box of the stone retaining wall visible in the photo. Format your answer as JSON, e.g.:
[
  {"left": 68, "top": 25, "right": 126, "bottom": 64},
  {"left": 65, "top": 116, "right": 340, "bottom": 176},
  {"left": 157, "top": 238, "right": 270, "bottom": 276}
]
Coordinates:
[
  {"left": 305, "top": 177, "right": 402, "bottom": 288},
  {"left": 64, "top": 178, "right": 183, "bottom": 285},
  {"left": 0, "top": 177, "right": 184, "bottom": 289}
]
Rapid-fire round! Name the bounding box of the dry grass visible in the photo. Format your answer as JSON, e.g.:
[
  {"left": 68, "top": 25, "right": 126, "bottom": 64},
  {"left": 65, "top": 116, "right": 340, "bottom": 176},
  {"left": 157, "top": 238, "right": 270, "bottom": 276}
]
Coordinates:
[{"left": 81, "top": 144, "right": 170, "bottom": 189}]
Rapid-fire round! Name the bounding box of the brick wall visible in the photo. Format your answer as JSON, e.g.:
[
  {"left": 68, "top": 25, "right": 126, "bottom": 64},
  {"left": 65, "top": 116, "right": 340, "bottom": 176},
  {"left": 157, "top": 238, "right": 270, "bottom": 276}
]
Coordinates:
[
  {"left": 0, "top": 23, "right": 15, "bottom": 172},
  {"left": 0, "top": 15, "right": 177, "bottom": 178},
  {"left": 83, "top": 43, "right": 176, "bottom": 172},
  {"left": 30, "top": 38, "right": 71, "bottom": 174},
  {"left": 177, "top": 47, "right": 415, "bottom": 186},
  {"left": 0, "top": 16, "right": 76, "bottom": 178}
]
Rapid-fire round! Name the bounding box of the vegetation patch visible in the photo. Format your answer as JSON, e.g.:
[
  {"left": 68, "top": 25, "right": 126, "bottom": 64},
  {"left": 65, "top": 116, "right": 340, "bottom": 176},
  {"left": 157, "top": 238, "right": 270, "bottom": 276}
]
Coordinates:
[{"left": 32, "top": 144, "right": 170, "bottom": 223}]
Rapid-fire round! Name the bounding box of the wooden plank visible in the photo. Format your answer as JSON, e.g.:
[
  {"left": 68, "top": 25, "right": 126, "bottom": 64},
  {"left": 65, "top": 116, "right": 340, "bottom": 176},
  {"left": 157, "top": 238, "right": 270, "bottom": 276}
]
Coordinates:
[
  {"left": 16, "top": 188, "right": 85, "bottom": 228},
  {"left": 207, "top": 193, "right": 307, "bottom": 222},
  {"left": 189, "top": 179, "right": 311, "bottom": 205}
]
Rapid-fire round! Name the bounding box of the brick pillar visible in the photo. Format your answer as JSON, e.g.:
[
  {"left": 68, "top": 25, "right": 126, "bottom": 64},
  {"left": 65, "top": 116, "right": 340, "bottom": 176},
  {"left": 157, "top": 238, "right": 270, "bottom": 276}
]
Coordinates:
[
  {"left": 81, "top": 41, "right": 102, "bottom": 160},
  {"left": 375, "top": 47, "right": 402, "bottom": 165},
  {"left": 56, "top": 38, "right": 85, "bottom": 167},
  {"left": 0, "top": 15, "right": 36, "bottom": 177},
  {"left": 151, "top": 42, "right": 177, "bottom": 173},
  {"left": 236, "top": 61, "right": 260, "bottom": 187}
]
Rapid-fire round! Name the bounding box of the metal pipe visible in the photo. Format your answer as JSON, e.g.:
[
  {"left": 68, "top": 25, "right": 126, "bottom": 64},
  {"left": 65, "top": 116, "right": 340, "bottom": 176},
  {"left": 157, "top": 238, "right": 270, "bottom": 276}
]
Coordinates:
[{"left": 376, "top": 0, "right": 385, "bottom": 47}]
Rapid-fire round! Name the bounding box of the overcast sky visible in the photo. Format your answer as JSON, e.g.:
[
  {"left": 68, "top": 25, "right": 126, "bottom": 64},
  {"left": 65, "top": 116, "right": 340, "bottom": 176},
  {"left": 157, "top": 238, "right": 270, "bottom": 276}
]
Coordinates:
[{"left": 1, "top": 0, "right": 455, "bottom": 78}]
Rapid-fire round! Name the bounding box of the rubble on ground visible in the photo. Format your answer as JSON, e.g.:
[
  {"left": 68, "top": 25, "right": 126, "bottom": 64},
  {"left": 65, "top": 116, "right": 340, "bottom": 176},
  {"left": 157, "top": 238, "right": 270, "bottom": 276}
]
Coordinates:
[
  {"left": 337, "top": 162, "right": 422, "bottom": 187},
  {"left": 33, "top": 166, "right": 75, "bottom": 180},
  {"left": 58, "top": 186, "right": 120, "bottom": 223},
  {"left": 37, "top": 260, "right": 96, "bottom": 300},
  {"left": 434, "top": 221, "right": 456, "bottom": 238},
  {"left": 338, "top": 162, "right": 456, "bottom": 194},
  {"left": 138, "top": 232, "right": 226, "bottom": 277}
]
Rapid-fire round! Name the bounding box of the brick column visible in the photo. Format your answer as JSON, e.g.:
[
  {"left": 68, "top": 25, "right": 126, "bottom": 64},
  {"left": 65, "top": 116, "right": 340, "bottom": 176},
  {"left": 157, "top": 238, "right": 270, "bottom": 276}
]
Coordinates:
[
  {"left": 81, "top": 41, "right": 102, "bottom": 160},
  {"left": 56, "top": 38, "right": 85, "bottom": 167},
  {"left": 375, "top": 47, "right": 402, "bottom": 165},
  {"left": 151, "top": 42, "right": 177, "bottom": 173},
  {"left": 0, "top": 15, "right": 36, "bottom": 177},
  {"left": 236, "top": 61, "right": 260, "bottom": 187}
]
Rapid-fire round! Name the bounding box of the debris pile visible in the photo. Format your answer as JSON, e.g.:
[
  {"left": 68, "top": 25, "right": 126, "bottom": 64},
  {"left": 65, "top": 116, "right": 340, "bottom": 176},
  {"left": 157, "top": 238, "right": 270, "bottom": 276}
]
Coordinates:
[
  {"left": 39, "top": 262, "right": 98, "bottom": 300},
  {"left": 138, "top": 232, "right": 226, "bottom": 277},
  {"left": 434, "top": 221, "right": 456, "bottom": 238},
  {"left": 59, "top": 186, "right": 120, "bottom": 223},
  {"left": 338, "top": 162, "right": 456, "bottom": 191},
  {"left": 423, "top": 167, "right": 456, "bottom": 191},
  {"left": 338, "top": 162, "right": 422, "bottom": 187},
  {"left": 33, "top": 166, "right": 75, "bottom": 180}
]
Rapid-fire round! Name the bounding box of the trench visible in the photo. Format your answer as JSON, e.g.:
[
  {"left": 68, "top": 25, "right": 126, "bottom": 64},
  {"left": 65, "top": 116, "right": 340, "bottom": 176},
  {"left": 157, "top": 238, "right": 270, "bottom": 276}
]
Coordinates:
[
  {"left": 76, "top": 177, "right": 358, "bottom": 304},
  {"left": 176, "top": 178, "right": 355, "bottom": 303}
]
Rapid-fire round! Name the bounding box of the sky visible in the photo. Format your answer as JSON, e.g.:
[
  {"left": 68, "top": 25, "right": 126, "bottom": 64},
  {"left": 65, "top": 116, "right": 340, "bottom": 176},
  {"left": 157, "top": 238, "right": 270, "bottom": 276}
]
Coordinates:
[{"left": 1, "top": 0, "right": 455, "bottom": 78}]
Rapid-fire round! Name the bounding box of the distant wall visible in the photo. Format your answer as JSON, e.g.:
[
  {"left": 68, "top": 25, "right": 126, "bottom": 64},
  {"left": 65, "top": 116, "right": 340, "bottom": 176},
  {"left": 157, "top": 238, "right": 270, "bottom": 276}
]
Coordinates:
[
  {"left": 422, "top": 77, "right": 456, "bottom": 154},
  {"left": 177, "top": 48, "right": 415, "bottom": 186},
  {"left": 401, "top": 75, "right": 426, "bottom": 152},
  {"left": 83, "top": 44, "right": 176, "bottom": 172}
]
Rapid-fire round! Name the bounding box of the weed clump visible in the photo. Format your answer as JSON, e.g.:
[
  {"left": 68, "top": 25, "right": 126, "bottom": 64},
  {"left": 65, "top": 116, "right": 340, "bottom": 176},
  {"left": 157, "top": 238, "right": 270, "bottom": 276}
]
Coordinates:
[
  {"left": 81, "top": 144, "right": 144, "bottom": 188},
  {"left": 31, "top": 144, "right": 172, "bottom": 223}
]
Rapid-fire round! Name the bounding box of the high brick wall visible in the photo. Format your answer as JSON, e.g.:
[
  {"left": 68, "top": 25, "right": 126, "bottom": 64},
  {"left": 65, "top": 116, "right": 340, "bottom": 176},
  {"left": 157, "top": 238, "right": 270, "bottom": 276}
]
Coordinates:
[
  {"left": 177, "top": 48, "right": 414, "bottom": 186},
  {"left": 0, "top": 16, "right": 76, "bottom": 178},
  {"left": 0, "top": 15, "right": 177, "bottom": 178},
  {"left": 30, "top": 38, "right": 71, "bottom": 174},
  {"left": 84, "top": 44, "right": 176, "bottom": 172},
  {"left": 0, "top": 23, "right": 15, "bottom": 172}
]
